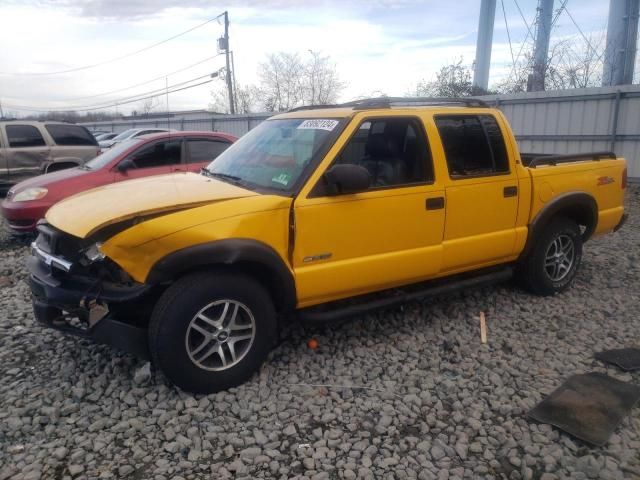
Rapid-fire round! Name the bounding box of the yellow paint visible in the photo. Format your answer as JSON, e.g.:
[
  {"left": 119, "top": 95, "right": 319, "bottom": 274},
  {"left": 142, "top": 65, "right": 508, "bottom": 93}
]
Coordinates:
[
  {"left": 46, "top": 172, "right": 258, "bottom": 238},
  {"left": 44, "top": 106, "right": 627, "bottom": 309}
]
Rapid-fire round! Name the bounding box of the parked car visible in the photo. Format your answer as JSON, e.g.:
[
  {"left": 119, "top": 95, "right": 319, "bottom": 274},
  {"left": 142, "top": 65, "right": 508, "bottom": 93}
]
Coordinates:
[
  {"left": 2, "top": 131, "right": 236, "bottom": 232},
  {"left": 27, "top": 98, "right": 627, "bottom": 393},
  {"left": 94, "top": 132, "right": 118, "bottom": 142},
  {"left": 0, "top": 121, "right": 100, "bottom": 191},
  {"left": 99, "top": 128, "right": 170, "bottom": 150},
  {"left": 90, "top": 130, "right": 109, "bottom": 138}
]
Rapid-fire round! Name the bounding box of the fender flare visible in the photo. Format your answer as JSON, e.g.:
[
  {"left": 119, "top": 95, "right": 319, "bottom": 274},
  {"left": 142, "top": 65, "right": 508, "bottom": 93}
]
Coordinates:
[
  {"left": 520, "top": 192, "right": 598, "bottom": 261},
  {"left": 146, "top": 239, "right": 296, "bottom": 312}
]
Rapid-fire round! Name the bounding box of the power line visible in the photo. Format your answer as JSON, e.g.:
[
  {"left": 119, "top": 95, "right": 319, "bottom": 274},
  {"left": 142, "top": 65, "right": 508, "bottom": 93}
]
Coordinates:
[
  {"left": 551, "top": 0, "right": 568, "bottom": 27},
  {"left": 564, "top": 6, "right": 602, "bottom": 60},
  {"left": 3, "top": 75, "right": 215, "bottom": 112},
  {"left": 59, "top": 53, "right": 224, "bottom": 103},
  {"left": 501, "top": 0, "right": 516, "bottom": 68},
  {"left": 0, "top": 13, "right": 225, "bottom": 77}
]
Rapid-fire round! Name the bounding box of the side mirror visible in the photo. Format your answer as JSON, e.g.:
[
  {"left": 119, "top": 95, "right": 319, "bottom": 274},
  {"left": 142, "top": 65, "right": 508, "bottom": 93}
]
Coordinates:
[
  {"left": 117, "top": 158, "right": 135, "bottom": 172},
  {"left": 324, "top": 164, "right": 371, "bottom": 195}
]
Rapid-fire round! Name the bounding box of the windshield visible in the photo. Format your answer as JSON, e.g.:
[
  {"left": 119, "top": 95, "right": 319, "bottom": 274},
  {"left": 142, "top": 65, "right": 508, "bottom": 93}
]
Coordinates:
[
  {"left": 111, "top": 129, "right": 138, "bottom": 141},
  {"left": 85, "top": 139, "right": 141, "bottom": 170},
  {"left": 205, "top": 118, "right": 341, "bottom": 193}
]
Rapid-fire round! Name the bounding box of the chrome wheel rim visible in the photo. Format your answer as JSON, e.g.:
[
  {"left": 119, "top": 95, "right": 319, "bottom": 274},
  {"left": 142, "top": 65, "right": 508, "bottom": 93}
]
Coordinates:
[
  {"left": 185, "top": 300, "right": 255, "bottom": 371},
  {"left": 544, "top": 234, "right": 575, "bottom": 282}
]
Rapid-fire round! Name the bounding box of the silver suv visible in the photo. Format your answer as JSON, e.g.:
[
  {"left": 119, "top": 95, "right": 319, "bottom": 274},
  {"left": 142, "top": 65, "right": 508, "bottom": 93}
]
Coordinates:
[{"left": 0, "top": 121, "right": 100, "bottom": 190}]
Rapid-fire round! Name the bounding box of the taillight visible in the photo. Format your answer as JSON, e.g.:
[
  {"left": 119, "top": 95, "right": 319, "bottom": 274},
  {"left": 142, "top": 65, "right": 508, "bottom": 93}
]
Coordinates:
[{"left": 622, "top": 167, "right": 627, "bottom": 189}]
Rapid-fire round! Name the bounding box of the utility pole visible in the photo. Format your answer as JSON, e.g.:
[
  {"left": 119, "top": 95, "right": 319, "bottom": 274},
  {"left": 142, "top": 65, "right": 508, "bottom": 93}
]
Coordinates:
[
  {"left": 473, "top": 0, "right": 497, "bottom": 92},
  {"left": 223, "top": 11, "right": 235, "bottom": 114},
  {"left": 528, "top": 0, "right": 554, "bottom": 91},
  {"left": 602, "top": 0, "right": 639, "bottom": 86}
]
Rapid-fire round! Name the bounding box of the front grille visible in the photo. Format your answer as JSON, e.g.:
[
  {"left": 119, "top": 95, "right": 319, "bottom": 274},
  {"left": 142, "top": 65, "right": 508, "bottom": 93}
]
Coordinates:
[{"left": 35, "top": 222, "right": 86, "bottom": 262}]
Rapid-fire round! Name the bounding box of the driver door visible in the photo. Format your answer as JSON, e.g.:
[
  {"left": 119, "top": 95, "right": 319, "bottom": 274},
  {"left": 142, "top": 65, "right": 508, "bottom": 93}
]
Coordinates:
[
  {"left": 114, "top": 138, "right": 182, "bottom": 182},
  {"left": 293, "top": 115, "right": 445, "bottom": 308}
]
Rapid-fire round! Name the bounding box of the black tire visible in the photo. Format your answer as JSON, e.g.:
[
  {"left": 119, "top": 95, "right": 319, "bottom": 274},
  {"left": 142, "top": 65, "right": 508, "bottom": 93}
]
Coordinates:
[
  {"left": 518, "top": 216, "right": 583, "bottom": 296},
  {"left": 148, "top": 270, "right": 277, "bottom": 394}
]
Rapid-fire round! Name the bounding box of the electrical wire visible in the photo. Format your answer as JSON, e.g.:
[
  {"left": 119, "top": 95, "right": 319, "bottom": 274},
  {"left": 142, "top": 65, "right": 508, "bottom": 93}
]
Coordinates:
[
  {"left": 500, "top": 0, "right": 516, "bottom": 68},
  {"left": 513, "top": 0, "right": 534, "bottom": 39},
  {"left": 3, "top": 76, "right": 215, "bottom": 113},
  {"left": 0, "top": 12, "right": 225, "bottom": 77},
  {"left": 551, "top": 0, "right": 568, "bottom": 27},
  {"left": 564, "top": 6, "right": 603, "bottom": 60},
  {"left": 61, "top": 53, "right": 224, "bottom": 103}
]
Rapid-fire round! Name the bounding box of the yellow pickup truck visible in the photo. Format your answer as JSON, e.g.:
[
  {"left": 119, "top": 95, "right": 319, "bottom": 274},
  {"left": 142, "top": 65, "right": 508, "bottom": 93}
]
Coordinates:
[{"left": 28, "top": 98, "right": 627, "bottom": 393}]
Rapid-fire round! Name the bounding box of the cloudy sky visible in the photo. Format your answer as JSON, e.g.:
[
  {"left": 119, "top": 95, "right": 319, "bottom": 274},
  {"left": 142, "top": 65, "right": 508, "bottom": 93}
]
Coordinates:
[{"left": 0, "top": 0, "right": 610, "bottom": 115}]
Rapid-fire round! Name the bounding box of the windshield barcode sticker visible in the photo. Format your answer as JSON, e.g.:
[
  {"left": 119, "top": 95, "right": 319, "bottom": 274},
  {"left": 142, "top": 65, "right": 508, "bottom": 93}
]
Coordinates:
[{"left": 297, "top": 119, "right": 339, "bottom": 131}]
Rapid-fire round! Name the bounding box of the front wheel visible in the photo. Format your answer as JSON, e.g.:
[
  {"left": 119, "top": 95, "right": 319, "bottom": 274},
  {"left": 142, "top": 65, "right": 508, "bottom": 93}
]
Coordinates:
[
  {"left": 148, "top": 271, "right": 277, "bottom": 393},
  {"left": 518, "top": 217, "right": 583, "bottom": 296}
]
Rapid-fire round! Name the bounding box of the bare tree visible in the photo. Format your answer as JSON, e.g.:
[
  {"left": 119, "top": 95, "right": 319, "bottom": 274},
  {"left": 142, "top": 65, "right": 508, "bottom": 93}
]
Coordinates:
[
  {"left": 494, "top": 32, "right": 606, "bottom": 93},
  {"left": 413, "top": 58, "right": 488, "bottom": 97},
  {"left": 304, "top": 50, "right": 345, "bottom": 105},
  {"left": 136, "top": 96, "right": 160, "bottom": 116},
  {"left": 210, "top": 83, "right": 260, "bottom": 114},
  {"left": 258, "top": 52, "right": 305, "bottom": 111}
]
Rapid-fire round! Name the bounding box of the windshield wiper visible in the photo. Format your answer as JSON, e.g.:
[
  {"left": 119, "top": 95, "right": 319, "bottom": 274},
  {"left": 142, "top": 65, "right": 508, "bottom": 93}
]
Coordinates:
[{"left": 201, "top": 169, "right": 243, "bottom": 183}]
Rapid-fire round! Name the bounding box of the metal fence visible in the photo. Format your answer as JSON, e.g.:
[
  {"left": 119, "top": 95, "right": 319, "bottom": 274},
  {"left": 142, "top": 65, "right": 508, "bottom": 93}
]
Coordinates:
[
  {"left": 481, "top": 85, "right": 640, "bottom": 178},
  {"left": 81, "top": 84, "right": 640, "bottom": 178}
]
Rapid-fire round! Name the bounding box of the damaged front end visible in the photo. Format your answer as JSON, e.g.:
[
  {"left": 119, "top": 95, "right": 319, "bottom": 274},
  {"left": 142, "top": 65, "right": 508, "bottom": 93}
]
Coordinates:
[{"left": 28, "top": 221, "right": 157, "bottom": 358}]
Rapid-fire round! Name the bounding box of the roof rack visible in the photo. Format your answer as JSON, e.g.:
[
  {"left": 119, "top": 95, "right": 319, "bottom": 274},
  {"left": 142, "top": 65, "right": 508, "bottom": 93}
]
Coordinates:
[
  {"left": 287, "top": 104, "right": 342, "bottom": 112},
  {"left": 342, "top": 97, "right": 490, "bottom": 109},
  {"left": 287, "top": 97, "right": 489, "bottom": 113}
]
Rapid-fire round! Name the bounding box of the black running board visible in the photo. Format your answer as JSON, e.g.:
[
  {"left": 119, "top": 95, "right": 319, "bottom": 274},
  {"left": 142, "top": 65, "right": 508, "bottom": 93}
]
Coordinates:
[{"left": 297, "top": 266, "right": 513, "bottom": 324}]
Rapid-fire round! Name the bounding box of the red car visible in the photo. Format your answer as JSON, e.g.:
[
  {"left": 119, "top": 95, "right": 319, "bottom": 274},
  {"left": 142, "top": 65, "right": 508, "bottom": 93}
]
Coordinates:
[{"left": 1, "top": 131, "right": 236, "bottom": 233}]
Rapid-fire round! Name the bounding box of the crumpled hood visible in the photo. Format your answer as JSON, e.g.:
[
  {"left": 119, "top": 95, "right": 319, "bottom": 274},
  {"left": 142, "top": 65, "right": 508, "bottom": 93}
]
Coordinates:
[{"left": 46, "top": 172, "right": 258, "bottom": 238}]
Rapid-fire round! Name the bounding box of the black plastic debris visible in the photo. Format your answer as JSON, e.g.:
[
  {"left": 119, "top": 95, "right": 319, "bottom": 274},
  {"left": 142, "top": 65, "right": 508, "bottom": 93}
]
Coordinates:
[
  {"left": 595, "top": 348, "right": 640, "bottom": 372},
  {"left": 528, "top": 373, "right": 640, "bottom": 446}
]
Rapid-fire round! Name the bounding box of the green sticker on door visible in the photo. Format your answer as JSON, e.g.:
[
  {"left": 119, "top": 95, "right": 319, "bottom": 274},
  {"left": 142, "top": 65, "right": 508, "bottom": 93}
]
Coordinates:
[{"left": 272, "top": 172, "right": 292, "bottom": 186}]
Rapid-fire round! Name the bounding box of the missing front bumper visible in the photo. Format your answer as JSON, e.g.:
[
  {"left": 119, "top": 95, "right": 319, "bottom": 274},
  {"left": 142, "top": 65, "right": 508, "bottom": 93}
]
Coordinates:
[{"left": 28, "top": 255, "right": 152, "bottom": 359}]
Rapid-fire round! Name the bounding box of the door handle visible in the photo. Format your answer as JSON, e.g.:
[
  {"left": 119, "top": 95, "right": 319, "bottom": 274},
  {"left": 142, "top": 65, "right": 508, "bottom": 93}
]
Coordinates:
[
  {"left": 504, "top": 186, "right": 518, "bottom": 198},
  {"left": 426, "top": 197, "right": 445, "bottom": 210}
]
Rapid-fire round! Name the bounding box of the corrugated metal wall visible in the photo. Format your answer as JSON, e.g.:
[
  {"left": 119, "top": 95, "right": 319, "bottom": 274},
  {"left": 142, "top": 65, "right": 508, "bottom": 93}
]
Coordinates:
[
  {"left": 481, "top": 85, "right": 640, "bottom": 177},
  {"left": 82, "top": 85, "right": 640, "bottom": 177}
]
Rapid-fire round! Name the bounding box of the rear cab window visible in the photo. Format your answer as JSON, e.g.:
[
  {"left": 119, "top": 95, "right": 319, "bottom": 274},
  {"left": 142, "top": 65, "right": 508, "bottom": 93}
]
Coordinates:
[
  {"left": 5, "top": 125, "right": 46, "bottom": 148},
  {"left": 434, "top": 114, "right": 509, "bottom": 178},
  {"left": 45, "top": 124, "right": 98, "bottom": 146}
]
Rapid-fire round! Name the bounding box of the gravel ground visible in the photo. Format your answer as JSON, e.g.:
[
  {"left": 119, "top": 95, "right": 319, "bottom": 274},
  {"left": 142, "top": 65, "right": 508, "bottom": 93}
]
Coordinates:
[{"left": 1, "top": 188, "right": 639, "bottom": 480}]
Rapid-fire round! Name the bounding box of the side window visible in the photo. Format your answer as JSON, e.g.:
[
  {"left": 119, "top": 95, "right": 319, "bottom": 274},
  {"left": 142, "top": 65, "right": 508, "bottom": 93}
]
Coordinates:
[
  {"left": 129, "top": 140, "right": 181, "bottom": 169},
  {"left": 333, "top": 117, "right": 433, "bottom": 189},
  {"left": 45, "top": 124, "right": 98, "bottom": 146},
  {"left": 187, "top": 139, "right": 231, "bottom": 163},
  {"left": 6, "top": 125, "right": 46, "bottom": 148},
  {"left": 435, "top": 114, "right": 509, "bottom": 177}
]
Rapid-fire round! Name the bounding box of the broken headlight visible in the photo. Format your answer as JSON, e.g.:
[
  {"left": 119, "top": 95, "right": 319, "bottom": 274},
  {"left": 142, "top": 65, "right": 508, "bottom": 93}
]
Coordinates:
[{"left": 83, "top": 242, "right": 105, "bottom": 263}]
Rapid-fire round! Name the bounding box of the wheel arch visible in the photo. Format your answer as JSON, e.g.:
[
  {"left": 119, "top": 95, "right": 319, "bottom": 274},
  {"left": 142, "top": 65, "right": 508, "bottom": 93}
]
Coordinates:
[
  {"left": 520, "top": 191, "right": 597, "bottom": 261},
  {"left": 146, "top": 239, "right": 296, "bottom": 313},
  {"left": 45, "top": 159, "right": 81, "bottom": 173}
]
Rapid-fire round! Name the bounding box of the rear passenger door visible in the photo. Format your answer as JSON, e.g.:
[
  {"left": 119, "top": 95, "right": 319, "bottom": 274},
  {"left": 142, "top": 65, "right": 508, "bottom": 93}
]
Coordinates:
[
  {"left": 3, "top": 124, "right": 51, "bottom": 183},
  {"left": 181, "top": 138, "right": 232, "bottom": 172},
  {"left": 432, "top": 113, "right": 519, "bottom": 271},
  {"left": 114, "top": 138, "right": 183, "bottom": 181},
  {"left": 45, "top": 124, "right": 99, "bottom": 164}
]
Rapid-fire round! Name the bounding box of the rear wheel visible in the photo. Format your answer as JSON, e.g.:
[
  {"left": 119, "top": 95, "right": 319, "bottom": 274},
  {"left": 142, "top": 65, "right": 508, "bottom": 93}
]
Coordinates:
[
  {"left": 148, "top": 271, "right": 276, "bottom": 393},
  {"left": 518, "top": 217, "right": 583, "bottom": 296}
]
